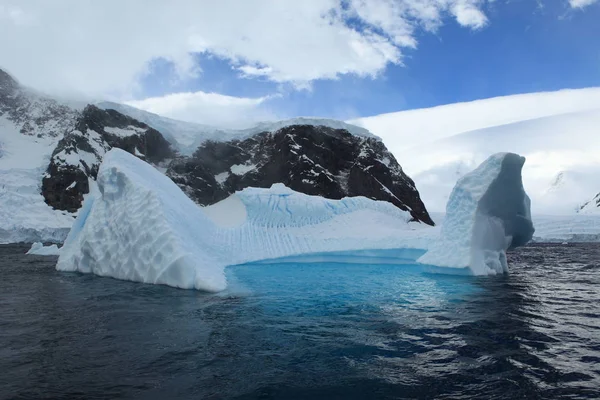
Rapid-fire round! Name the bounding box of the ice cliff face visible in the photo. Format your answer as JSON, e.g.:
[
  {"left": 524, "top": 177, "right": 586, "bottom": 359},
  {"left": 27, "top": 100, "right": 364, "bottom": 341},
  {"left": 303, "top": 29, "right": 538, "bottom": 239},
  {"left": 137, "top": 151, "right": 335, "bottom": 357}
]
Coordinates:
[{"left": 418, "top": 153, "right": 534, "bottom": 275}]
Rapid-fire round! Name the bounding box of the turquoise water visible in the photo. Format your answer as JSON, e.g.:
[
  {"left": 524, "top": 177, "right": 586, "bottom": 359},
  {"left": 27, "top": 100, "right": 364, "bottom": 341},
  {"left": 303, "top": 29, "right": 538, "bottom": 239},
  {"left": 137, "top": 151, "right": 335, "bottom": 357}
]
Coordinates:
[{"left": 227, "top": 249, "right": 479, "bottom": 319}]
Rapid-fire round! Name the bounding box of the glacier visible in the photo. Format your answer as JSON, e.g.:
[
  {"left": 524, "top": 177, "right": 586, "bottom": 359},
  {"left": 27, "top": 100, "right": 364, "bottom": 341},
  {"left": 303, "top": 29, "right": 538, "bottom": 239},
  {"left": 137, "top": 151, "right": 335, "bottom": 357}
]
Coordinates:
[
  {"left": 418, "top": 153, "right": 534, "bottom": 275},
  {"left": 57, "top": 149, "right": 433, "bottom": 291},
  {"left": 0, "top": 116, "right": 75, "bottom": 244}
]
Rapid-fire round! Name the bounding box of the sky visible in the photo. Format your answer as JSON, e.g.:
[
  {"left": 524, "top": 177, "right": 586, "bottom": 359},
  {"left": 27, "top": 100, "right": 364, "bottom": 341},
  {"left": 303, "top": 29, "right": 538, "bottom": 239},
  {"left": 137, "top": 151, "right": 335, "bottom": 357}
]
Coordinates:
[{"left": 0, "top": 0, "right": 599, "bottom": 128}]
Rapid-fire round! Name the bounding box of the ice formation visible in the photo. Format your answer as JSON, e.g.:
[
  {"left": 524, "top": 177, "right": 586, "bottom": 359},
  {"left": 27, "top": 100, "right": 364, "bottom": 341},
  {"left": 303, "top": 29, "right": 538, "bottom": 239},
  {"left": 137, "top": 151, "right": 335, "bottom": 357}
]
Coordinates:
[
  {"left": 0, "top": 117, "right": 75, "bottom": 244},
  {"left": 26, "top": 242, "right": 61, "bottom": 256},
  {"left": 57, "top": 148, "right": 226, "bottom": 291},
  {"left": 418, "top": 153, "right": 534, "bottom": 275},
  {"left": 57, "top": 149, "right": 432, "bottom": 291}
]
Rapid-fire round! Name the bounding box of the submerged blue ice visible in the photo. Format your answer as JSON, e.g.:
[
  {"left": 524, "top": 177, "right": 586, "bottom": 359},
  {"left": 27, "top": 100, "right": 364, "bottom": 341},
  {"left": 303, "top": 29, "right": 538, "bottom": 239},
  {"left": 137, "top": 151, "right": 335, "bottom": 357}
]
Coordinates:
[{"left": 227, "top": 250, "right": 479, "bottom": 313}]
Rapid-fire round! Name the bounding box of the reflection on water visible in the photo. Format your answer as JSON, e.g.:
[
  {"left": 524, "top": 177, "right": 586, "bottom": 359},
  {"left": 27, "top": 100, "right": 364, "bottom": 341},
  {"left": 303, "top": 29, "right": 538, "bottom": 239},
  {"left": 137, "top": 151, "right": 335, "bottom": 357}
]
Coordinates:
[{"left": 1, "top": 243, "right": 599, "bottom": 399}]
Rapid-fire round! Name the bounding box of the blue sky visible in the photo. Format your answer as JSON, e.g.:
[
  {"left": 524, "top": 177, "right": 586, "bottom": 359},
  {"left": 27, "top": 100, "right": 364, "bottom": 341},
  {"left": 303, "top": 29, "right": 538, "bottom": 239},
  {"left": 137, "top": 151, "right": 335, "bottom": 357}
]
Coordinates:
[{"left": 137, "top": 0, "right": 600, "bottom": 120}]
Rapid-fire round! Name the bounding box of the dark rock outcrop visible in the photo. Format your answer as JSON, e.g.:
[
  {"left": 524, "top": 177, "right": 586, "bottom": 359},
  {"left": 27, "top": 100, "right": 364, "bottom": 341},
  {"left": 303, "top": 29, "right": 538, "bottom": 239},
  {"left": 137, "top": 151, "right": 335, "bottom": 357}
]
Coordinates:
[
  {"left": 42, "top": 105, "right": 175, "bottom": 212},
  {"left": 167, "top": 125, "right": 433, "bottom": 225}
]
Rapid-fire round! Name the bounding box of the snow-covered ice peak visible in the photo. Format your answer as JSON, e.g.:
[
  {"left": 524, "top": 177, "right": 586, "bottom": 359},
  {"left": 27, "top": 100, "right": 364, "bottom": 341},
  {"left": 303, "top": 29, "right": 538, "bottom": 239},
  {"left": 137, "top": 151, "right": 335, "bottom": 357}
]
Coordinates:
[
  {"left": 418, "top": 153, "right": 534, "bottom": 275},
  {"left": 579, "top": 192, "right": 600, "bottom": 214}
]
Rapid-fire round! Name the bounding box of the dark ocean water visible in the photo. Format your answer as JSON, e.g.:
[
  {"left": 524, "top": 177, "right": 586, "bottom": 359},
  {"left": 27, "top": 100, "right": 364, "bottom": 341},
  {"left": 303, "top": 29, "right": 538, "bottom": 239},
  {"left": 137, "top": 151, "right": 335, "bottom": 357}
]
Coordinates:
[{"left": 1, "top": 243, "right": 599, "bottom": 400}]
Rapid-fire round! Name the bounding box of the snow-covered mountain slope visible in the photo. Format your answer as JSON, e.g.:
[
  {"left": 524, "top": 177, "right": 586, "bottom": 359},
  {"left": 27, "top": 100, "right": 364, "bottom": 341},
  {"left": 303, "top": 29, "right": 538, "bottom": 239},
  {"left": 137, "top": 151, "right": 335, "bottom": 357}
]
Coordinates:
[
  {"left": 349, "top": 88, "right": 600, "bottom": 215},
  {"left": 579, "top": 193, "right": 600, "bottom": 214},
  {"left": 0, "top": 70, "right": 79, "bottom": 243},
  {"left": 58, "top": 149, "right": 435, "bottom": 291},
  {"left": 350, "top": 88, "right": 600, "bottom": 153},
  {"left": 99, "top": 101, "right": 376, "bottom": 155},
  {"left": 384, "top": 108, "right": 600, "bottom": 214}
]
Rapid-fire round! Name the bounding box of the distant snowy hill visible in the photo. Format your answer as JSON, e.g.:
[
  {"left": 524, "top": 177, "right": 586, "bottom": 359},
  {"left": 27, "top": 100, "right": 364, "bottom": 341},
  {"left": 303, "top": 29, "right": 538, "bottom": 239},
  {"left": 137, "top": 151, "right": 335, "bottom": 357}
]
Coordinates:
[
  {"left": 579, "top": 193, "right": 600, "bottom": 214},
  {"left": 0, "top": 68, "right": 432, "bottom": 242},
  {"left": 351, "top": 90, "right": 600, "bottom": 215}
]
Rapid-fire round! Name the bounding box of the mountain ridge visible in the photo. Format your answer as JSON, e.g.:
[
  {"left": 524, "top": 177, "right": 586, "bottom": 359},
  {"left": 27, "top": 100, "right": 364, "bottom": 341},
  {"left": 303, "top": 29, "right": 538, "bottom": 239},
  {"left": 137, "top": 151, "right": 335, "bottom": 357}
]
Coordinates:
[{"left": 0, "top": 67, "right": 433, "bottom": 243}]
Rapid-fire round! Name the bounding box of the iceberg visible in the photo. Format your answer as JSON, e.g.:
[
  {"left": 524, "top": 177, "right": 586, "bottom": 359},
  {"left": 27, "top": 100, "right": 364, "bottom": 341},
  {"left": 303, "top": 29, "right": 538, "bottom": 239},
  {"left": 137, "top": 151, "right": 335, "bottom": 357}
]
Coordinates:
[
  {"left": 57, "top": 148, "right": 226, "bottom": 291},
  {"left": 26, "top": 242, "right": 61, "bottom": 256},
  {"left": 418, "top": 153, "right": 534, "bottom": 275},
  {"left": 58, "top": 149, "right": 433, "bottom": 291}
]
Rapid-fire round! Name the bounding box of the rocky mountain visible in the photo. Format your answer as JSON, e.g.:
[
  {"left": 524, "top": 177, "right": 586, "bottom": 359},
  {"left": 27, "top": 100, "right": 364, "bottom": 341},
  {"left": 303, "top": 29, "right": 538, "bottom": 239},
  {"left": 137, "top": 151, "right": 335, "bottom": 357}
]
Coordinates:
[
  {"left": 0, "top": 69, "right": 78, "bottom": 138},
  {"left": 42, "top": 105, "right": 175, "bottom": 212},
  {"left": 167, "top": 125, "right": 432, "bottom": 224},
  {"left": 0, "top": 67, "right": 434, "bottom": 243}
]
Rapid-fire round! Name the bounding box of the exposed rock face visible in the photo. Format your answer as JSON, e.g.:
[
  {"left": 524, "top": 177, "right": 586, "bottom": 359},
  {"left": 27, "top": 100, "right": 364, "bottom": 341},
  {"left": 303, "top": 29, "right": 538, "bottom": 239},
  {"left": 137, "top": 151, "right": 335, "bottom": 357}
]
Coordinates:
[
  {"left": 167, "top": 125, "right": 433, "bottom": 224},
  {"left": 42, "top": 105, "right": 175, "bottom": 212}
]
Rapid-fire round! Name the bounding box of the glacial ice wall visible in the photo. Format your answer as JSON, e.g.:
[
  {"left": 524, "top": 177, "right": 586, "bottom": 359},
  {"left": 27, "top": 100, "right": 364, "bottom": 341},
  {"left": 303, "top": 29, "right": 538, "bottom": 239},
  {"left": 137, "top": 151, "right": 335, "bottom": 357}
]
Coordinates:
[
  {"left": 418, "top": 153, "right": 534, "bottom": 275},
  {"left": 57, "top": 149, "right": 432, "bottom": 291}
]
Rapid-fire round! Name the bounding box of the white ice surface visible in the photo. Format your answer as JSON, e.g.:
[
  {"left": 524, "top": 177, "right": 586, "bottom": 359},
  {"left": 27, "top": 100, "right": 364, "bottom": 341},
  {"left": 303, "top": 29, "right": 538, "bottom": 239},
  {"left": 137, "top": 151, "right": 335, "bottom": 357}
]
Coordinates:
[
  {"left": 0, "top": 116, "right": 75, "bottom": 244},
  {"left": 418, "top": 153, "right": 534, "bottom": 275},
  {"left": 57, "top": 149, "right": 433, "bottom": 291},
  {"left": 26, "top": 242, "right": 61, "bottom": 256}
]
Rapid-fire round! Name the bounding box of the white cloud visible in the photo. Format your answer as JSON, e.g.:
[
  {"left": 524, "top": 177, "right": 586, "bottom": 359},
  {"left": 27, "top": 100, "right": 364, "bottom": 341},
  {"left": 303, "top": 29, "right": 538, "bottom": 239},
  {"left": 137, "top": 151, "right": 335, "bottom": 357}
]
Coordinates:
[
  {"left": 569, "top": 0, "right": 599, "bottom": 8},
  {"left": 0, "top": 0, "right": 497, "bottom": 99},
  {"left": 126, "top": 91, "right": 277, "bottom": 129},
  {"left": 450, "top": 0, "right": 488, "bottom": 29}
]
